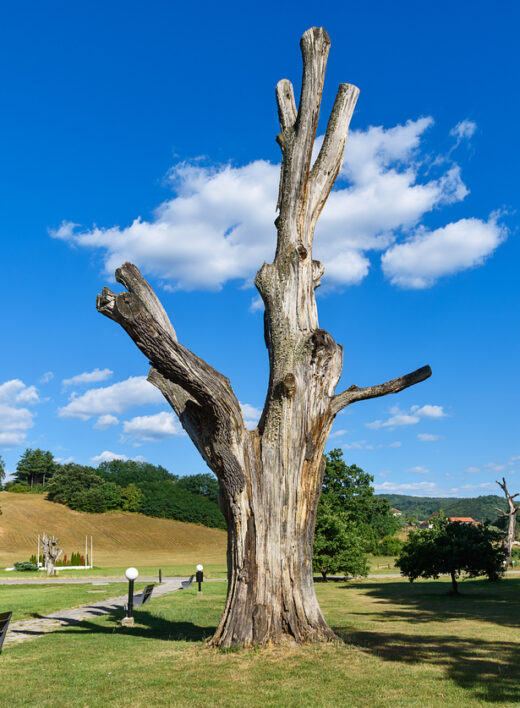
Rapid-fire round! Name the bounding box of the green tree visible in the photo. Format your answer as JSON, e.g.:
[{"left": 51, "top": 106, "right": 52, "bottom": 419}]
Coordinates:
[
  {"left": 46, "top": 464, "right": 104, "bottom": 506},
  {"left": 71, "top": 487, "right": 106, "bottom": 513},
  {"left": 313, "top": 503, "right": 368, "bottom": 580},
  {"left": 175, "top": 473, "right": 219, "bottom": 504},
  {"left": 0, "top": 454, "right": 5, "bottom": 488},
  {"left": 15, "top": 448, "right": 56, "bottom": 488},
  {"left": 396, "top": 515, "right": 507, "bottom": 594},
  {"left": 101, "top": 482, "right": 122, "bottom": 510},
  {"left": 121, "top": 483, "right": 143, "bottom": 512}
]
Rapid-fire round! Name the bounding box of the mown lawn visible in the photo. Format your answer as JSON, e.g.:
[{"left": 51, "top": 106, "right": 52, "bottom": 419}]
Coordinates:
[
  {"left": 0, "top": 564, "right": 228, "bottom": 580},
  {"left": 1, "top": 577, "right": 519, "bottom": 706},
  {"left": 0, "top": 582, "right": 148, "bottom": 621}
]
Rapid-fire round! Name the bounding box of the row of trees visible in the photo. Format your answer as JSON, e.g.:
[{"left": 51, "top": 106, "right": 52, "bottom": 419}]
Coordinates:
[{"left": 2, "top": 448, "right": 225, "bottom": 529}]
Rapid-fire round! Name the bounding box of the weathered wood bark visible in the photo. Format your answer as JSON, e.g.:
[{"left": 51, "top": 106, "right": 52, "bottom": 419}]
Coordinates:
[
  {"left": 496, "top": 477, "right": 519, "bottom": 566},
  {"left": 42, "top": 532, "right": 62, "bottom": 577},
  {"left": 97, "top": 27, "right": 431, "bottom": 647}
]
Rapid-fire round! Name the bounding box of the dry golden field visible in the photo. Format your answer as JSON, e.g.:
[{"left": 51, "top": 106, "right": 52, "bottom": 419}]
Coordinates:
[{"left": 0, "top": 492, "right": 226, "bottom": 568}]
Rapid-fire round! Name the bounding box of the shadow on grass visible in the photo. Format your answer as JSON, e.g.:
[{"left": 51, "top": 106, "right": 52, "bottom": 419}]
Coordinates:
[
  {"left": 40, "top": 606, "right": 217, "bottom": 643},
  {"left": 335, "top": 627, "right": 520, "bottom": 703},
  {"left": 338, "top": 577, "right": 520, "bottom": 628},
  {"left": 331, "top": 578, "right": 520, "bottom": 703}
]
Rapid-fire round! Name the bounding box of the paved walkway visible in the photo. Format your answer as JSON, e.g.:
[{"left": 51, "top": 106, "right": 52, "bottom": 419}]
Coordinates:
[{"left": 3, "top": 577, "right": 185, "bottom": 647}]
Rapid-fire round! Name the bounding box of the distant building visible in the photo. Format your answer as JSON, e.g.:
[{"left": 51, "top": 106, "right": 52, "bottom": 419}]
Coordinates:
[
  {"left": 391, "top": 508, "right": 402, "bottom": 517},
  {"left": 419, "top": 513, "right": 480, "bottom": 529}
]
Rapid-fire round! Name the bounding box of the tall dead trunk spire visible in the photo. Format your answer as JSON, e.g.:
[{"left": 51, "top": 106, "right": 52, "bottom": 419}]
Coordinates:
[
  {"left": 97, "top": 26, "right": 431, "bottom": 647},
  {"left": 496, "top": 477, "right": 519, "bottom": 566}
]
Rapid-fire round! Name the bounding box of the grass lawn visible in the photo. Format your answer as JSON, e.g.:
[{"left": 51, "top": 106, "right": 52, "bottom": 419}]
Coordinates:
[
  {"left": 0, "top": 582, "right": 149, "bottom": 621},
  {"left": 1, "top": 577, "right": 519, "bottom": 706},
  {"left": 0, "top": 564, "right": 228, "bottom": 580}
]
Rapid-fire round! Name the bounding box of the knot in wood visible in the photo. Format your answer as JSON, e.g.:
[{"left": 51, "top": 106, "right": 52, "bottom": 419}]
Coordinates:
[
  {"left": 312, "top": 260, "right": 325, "bottom": 288},
  {"left": 282, "top": 373, "right": 297, "bottom": 398},
  {"left": 310, "top": 329, "right": 336, "bottom": 365},
  {"left": 296, "top": 244, "right": 308, "bottom": 260}
]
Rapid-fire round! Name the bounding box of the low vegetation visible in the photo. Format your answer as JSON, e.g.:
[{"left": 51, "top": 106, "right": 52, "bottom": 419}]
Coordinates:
[{"left": 1, "top": 577, "right": 519, "bottom": 705}]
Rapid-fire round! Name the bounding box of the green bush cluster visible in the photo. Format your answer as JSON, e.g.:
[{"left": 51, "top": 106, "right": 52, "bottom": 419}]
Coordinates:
[
  {"left": 379, "top": 535, "right": 403, "bottom": 556},
  {"left": 14, "top": 561, "right": 38, "bottom": 571}
]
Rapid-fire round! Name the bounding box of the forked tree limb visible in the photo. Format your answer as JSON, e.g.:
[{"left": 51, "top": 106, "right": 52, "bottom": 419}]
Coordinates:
[
  {"left": 96, "top": 264, "right": 244, "bottom": 434},
  {"left": 331, "top": 365, "right": 432, "bottom": 414}
]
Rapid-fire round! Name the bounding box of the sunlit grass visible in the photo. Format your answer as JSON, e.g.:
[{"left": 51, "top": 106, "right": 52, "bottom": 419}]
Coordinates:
[{"left": 1, "top": 576, "right": 519, "bottom": 706}]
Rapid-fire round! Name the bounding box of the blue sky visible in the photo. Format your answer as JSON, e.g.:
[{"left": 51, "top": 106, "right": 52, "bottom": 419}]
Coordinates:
[{"left": 1, "top": 1, "right": 518, "bottom": 497}]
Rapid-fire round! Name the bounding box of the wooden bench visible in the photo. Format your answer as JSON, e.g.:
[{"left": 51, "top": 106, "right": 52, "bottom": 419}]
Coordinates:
[
  {"left": 0, "top": 611, "right": 12, "bottom": 654},
  {"left": 180, "top": 575, "right": 194, "bottom": 590}
]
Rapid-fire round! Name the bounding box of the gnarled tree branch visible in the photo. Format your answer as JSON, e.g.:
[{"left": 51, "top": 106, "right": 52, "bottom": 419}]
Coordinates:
[{"left": 331, "top": 365, "right": 432, "bottom": 414}]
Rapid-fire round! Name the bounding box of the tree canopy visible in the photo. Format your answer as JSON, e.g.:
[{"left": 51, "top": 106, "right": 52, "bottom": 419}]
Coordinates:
[
  {"left": 313, "top": 450, "right": 399, "bottom": 579},
  {"left": 396, "top": 514, "right": 506, "bottom": 593},
  {"left": 14, "top": 448, "right": 56, "bottom": 487}
]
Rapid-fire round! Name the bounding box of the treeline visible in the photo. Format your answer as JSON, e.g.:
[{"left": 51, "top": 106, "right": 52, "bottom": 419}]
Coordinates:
[
  {"left": 2, "top": 448, "right": 225, "bottom": 529},
  {"left": 377, "top": 493, "right": 508, "bottom": 524}
]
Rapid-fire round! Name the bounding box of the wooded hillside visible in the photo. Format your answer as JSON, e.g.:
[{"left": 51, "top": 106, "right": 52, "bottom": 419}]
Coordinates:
[{"left": 377, "top": 494, "right": 508, "bottom": 523}]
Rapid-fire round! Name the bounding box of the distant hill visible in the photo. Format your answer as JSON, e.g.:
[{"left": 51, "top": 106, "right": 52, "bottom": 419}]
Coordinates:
[
  {"left": 0, "top": 492, "right": 226, "bottom": 568},
  {"left": 376, "top": 494, "right": 508, "bottom": 523}
]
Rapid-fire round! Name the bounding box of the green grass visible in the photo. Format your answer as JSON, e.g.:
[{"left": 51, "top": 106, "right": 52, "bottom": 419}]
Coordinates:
[
  {"left": 0, "top": 582, "right": 149, "bottom": 621},
  {"left": 0, "top": 564, "right": 228, "bottom": 580},
  {"left": 1, "top": 577, "right": 519, "bottom": 706}
]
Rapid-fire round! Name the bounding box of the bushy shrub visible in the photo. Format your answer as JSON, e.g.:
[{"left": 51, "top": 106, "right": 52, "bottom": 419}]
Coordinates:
[
  {"left": 379, "top": 535, "right": 404, "bottom": 556},
  {"left": 14, "top": 561, "right": 38, "bottom": 571},
  {"left": 5, "top": 481, "right": 30, "bottom": 493}
]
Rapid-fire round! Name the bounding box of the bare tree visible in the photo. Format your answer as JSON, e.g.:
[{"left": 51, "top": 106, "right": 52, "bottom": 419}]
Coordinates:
[
  {"left": 97, "top": 27, "right": 431, "bottom": 647},
  {"left": 496, "top": 477, "right": 519, "bottom": 566},
  {"left": 42, "top": 532, "right": 62, "bottom": 576}
]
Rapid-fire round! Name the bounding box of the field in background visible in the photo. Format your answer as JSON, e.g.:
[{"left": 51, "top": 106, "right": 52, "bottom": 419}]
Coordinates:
[
  {"left": 1, "top": 577, "right": 519, "bottom": 705},
  {"left": 0, "top": 492, "right": 226, "bottom": 569}
]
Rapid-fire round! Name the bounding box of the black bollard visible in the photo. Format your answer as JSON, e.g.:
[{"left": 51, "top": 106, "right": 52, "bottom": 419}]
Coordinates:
[
  {"left": 159, "top": 568, "right": 162, "bottom": 583},
  {"left": 127, "top": 578, "right": 135, "bottom": 618},
  {"left": 196, "top": 569, "right": 203, "bottom": 593}
]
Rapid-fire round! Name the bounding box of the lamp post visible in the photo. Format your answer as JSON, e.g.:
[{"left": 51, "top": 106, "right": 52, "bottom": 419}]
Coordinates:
[
  {"left": 196, "top": 564, "right": 203, "bottom": 594},
  {"left": 122, "top": 567, "right": 139, "bottom": 626}
]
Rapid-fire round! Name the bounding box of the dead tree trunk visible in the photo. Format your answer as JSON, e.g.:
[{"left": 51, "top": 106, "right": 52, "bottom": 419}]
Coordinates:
[
  {"left": 496, "top": 477, "right": 519, "bottom": 566},
  {"left": 97, "top": 27, "right": 431, "bottom": 647},
  {"left": 42, "top": 532, "right": 62, "bottom": 576}
]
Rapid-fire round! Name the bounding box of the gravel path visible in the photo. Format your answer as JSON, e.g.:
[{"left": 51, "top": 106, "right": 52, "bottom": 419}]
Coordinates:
[{"left": 3, "top": 577, "right": 185, "bottom": 647}]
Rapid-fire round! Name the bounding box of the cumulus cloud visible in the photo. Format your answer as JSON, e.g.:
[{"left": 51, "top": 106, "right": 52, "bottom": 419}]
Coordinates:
[
  {"left": 0, "top": 379, "right": 40, "bottom": 406},
  {"left": 381, "top": 214, "right": 507, "bottom": 288},
  {"left": 240, "top": 402, "right": 262, "bottom": 429},
  {"left": 367, "top": 404, "right": 447, "bottom": 429},
  {"left": 55, "top": 456, "right": 75, "bottom": 464},
  {"left": 94, "top": 414, "right": 119, "bottom": 430},
  {"left": 40, "top": 371, "right": 54, "bottom": 384},
  {"left": 90, "top": 450, "right": 145, "bottom": 464},
  {"left": 450, "top": 119, "right": 477, "bottom": 141},
  {"left": 51, "top": 117, "right": 505, "bottom": 292},
  {"left": 329, "top": 429, "right": 350, "bottom": 439},
  {"left": 418, "top": 433, "right": 442, "bottom": 442},
  {"left": 122, "top": 412, "right": 184, "bottom": 442},
  {"left": 0, "top": 405, "right": 35, "bottom": 447},
  {"left": 410, "top": 465, "right": 431, "bottom": 474},
  {"left": 59, "top": 376, "right": 163, "bottom": 420},
  {"left": 62, "top": 368, "right": 113, "bottom": 388}
]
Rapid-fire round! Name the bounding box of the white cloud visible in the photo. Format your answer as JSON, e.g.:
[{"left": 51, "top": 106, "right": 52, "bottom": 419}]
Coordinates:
[
  {"left": 59, "top": 376, "right": 163, "bottom": 420},
  {"left": 94, "top": 414, "right": 119, "bottom": 430},
  {"left": 418, "top": 433, "right": 442, "bottom": 442},
  {"left": 329, "top": 429, "right": 350, "bottom": 439},
  {"left": 381, "top": 215, "right": 506, "bottom": 288},
  {"left": 51, "top": 117, "right": 504, "bottom": 292},
  {"left": 450, "top": 119, "right": 477, "bottom": 141},
  {"left": 122, "top": 412, "right": 184, "bottom": 442},
  {"left": 343, "top": 440, "right": 374, "bottom": 450},
  {"left": 62, "top": 368, "right": 113, "bottom": 388},
  {"left": 410, "top": 465, "right": 431, "bottom": 475},
  {"left": 55, "top": 456, "right": 75, "bottom": 464},
  {"left": 389, "top": 441, "right": 402, "bottom": 448},
  {"left": 376, "top": 481, "right": 439, "bottom": 494},
  {"left": 0, "top": 405, "right": 35, "bottom": 447},
  {"left": 90, "top": 450, "right": 145, "bottom": 464},
  {"left": 240, "top": 402, "right": 262, "bottom": 429},
  {"left": 249, "top": 295, "right": 264, "bottom": 313},
  {"left": 465, "top": 466, "right": 480, "bottom": 473},
  {"left": 40, "top": 372, "right": 54, "bottom": 384},
  {"left": 0, "top": 379, "right": 40, "bottom": 406},
  {"left": 367, "top": 404, "right": 447, "bottom": 429}
]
